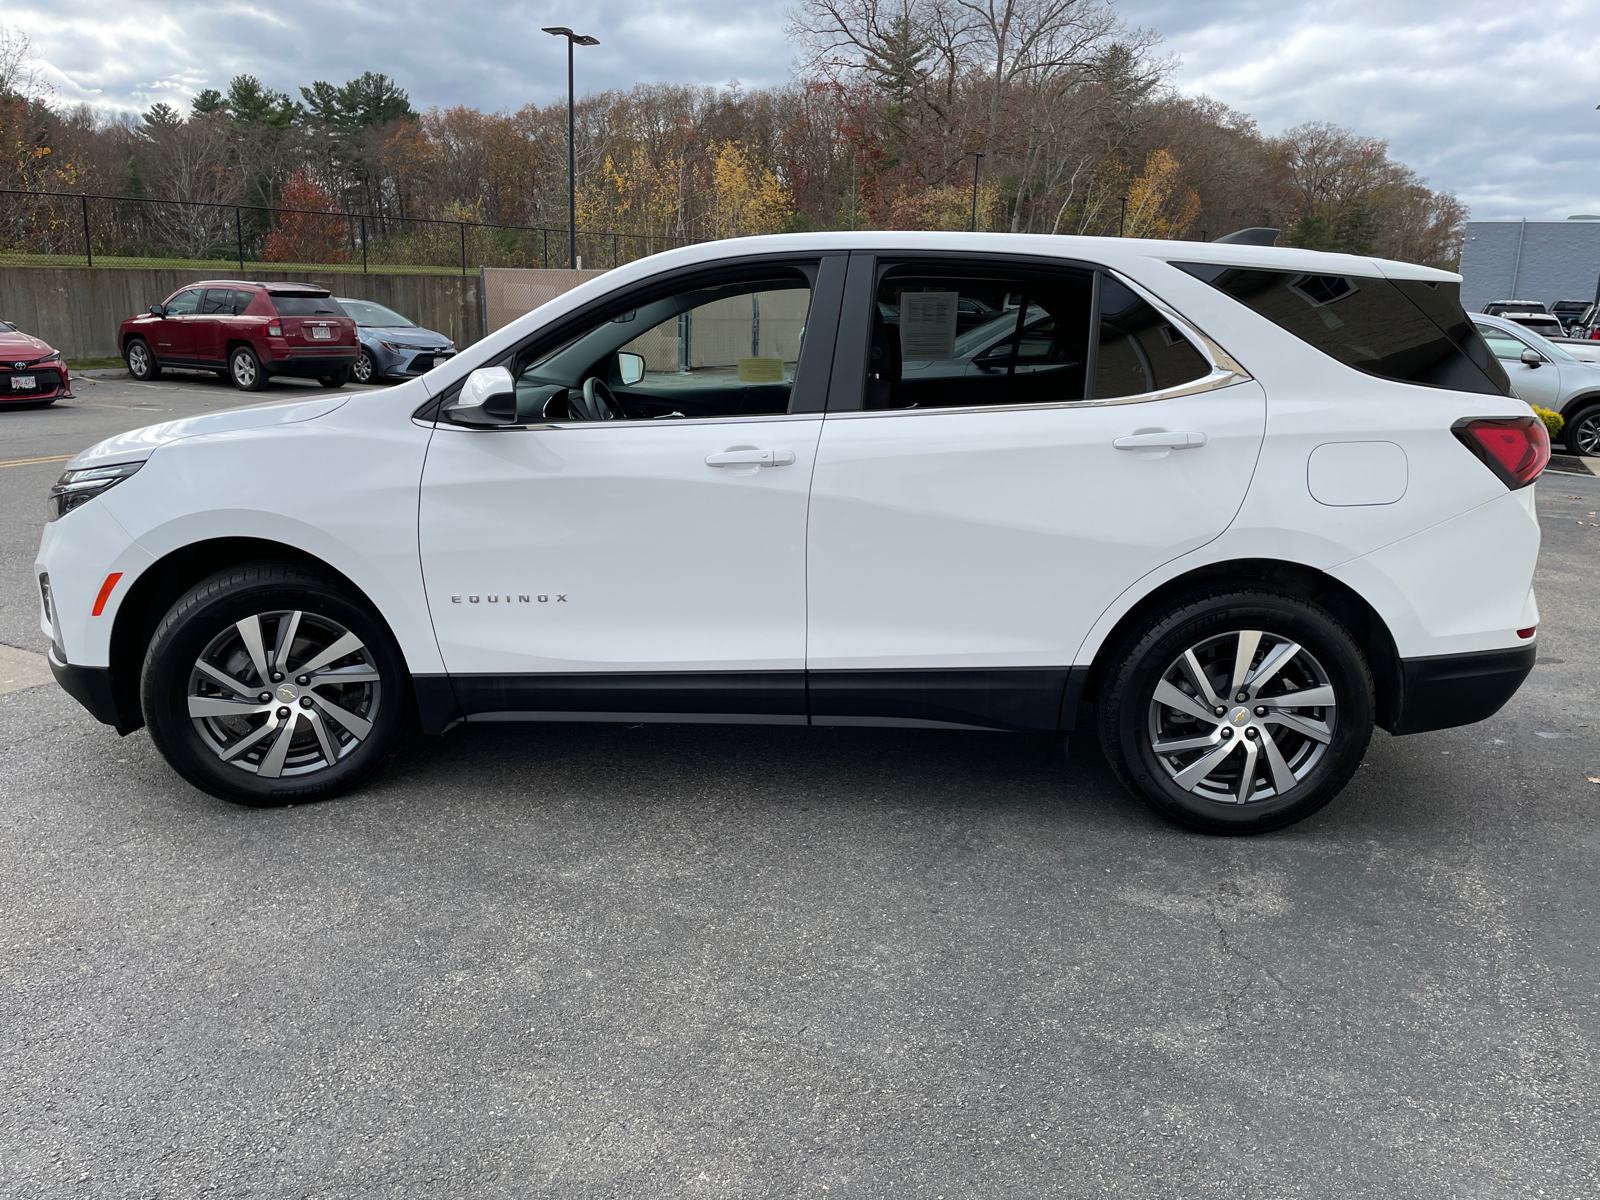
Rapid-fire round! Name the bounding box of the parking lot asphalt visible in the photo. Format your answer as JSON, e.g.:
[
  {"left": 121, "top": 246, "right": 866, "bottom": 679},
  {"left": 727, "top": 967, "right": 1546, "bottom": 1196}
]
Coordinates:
[{"left": 2, "top": 376, "right": 1598, "bottom": 1198}]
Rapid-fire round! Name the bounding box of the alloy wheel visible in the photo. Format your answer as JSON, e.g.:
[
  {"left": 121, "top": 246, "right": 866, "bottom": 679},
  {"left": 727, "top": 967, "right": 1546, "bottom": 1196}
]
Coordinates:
[
  {"left": 186, "top": 609, "right": 383, "bottom": 778},
  {"left": 1574, "top": 410, "right": 1600, "bottom": 457},
  {"left": 353, "top": 352, "right": 374, "bottom": 384},
  {"left": 231, "top": 352, "right": 257, "bottom": 388},
  {"left": 1146, "top": 628, "right": 1337, "bottom": 805},
  {"left": 128, "top": 343, "right": 149, "bottom": 376}
]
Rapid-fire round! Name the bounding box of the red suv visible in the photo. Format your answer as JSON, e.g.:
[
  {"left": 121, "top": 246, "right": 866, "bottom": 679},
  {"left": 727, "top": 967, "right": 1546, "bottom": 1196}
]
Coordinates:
[{"left": 119, "top": 281, "right": 359, "bottom": 391}]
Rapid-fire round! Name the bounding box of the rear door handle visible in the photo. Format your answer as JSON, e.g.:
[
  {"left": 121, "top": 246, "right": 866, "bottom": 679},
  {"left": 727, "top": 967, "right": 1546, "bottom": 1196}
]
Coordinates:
[
  {"left": 705, "top": 449, "right": 796, "bottom": 467},
  {"left": 1113, "top": 431, "right": 1208, "bottom": 450}
]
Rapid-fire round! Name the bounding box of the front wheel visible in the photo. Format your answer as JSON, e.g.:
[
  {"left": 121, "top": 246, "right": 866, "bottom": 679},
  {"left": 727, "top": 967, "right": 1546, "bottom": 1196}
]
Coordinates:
[
  {"left": 141, "top": 562, "right": 411, "bottom": 805},
  {"left": 351, "top": 350, "right": 377, "bottom": 384},
  {"left": 1565, "top": 403, "right": 1600, "bottom": 457},
  {"left": 229, "top": 345, "right": 266, "bottom": 391},
  {"left": 125, "top": 338, "right": 161, "bottom": 381},
  {"left": 1098, "top": 590, "right": 1374, "bottom": 834}
]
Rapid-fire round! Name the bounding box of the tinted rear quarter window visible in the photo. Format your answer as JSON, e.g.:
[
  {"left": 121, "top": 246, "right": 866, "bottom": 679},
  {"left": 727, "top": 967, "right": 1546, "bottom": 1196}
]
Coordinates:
[
  {"left": 1094, "top": 276, "right": 1212, "bottom": 398},
  {"left": 271, "top": 294, "right": 347, "bottom": 317},
  {"left": 1174, "top": 263, "right": 1510, "bottom": 396}
]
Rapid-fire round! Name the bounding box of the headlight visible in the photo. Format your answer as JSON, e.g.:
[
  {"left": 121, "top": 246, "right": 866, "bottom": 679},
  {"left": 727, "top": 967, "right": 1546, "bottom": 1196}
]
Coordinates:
[
  {"left": 48, "top": 460, "right": 145, "bottom": 521},
  {"left": 378, "top": 340, "right": 429, "bottom": 352},
  {"left": 37, "top": 350, "right": 62, "bottom": 365}
]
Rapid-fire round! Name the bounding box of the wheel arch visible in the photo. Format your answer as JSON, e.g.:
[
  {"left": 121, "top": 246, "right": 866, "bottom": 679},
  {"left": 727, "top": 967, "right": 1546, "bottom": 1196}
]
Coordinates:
[
  {"left": 1078, "top": 557, "right": 1404, "bottom": 732},
  {"left": 1558, "top": 390, "right": 1600, "bottom": 423},
  {"left": 106, "top": 537, "right": 403, "bottom": 734}
]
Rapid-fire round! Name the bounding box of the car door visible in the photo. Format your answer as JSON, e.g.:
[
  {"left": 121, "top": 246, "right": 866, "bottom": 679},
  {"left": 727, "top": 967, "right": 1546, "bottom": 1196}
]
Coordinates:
[
  {"left": 151, "top": 287, "right": 202, "bottom": 362},
  {"left": 804, "top": 253, "right": 1265, "bottom": 731},
  {"left": 193, "top": 287, "right": 246, "bottom": 365},
  {"left": 1476, "top": 322, "right": 1562, "bottom": 408},
  {"left": 418, "top": 254, "right": 846, "bottom": 723}
]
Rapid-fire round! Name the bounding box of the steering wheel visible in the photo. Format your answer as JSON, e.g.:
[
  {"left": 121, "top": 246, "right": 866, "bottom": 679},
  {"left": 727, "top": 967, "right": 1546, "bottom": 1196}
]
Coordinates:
[{"left": 571, "top": 376, "right": 626, "bottom": 421}]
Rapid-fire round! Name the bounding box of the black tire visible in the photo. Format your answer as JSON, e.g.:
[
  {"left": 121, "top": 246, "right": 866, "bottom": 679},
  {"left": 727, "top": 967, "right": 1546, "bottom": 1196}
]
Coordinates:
[
  {"left": 352, "top": 350, "right": 377, "bottom": 385},
  {"left": 1565, "top": 402, "right": 1600, "bottom": 457},
  {"left": 125, "top": 338, "right": 161, "bottom": 381},
  {"left": 317, "top": 367, "right": 351, "bottom": 389},
  {"left": 141, "top": 562, "right": 411, "bottom": 806},
  {"left": 1098, "top": 589, "right": 1375, "bottom": 835},
  {"left": 229, "top": 345, "right": 267, "bottom": 391}
]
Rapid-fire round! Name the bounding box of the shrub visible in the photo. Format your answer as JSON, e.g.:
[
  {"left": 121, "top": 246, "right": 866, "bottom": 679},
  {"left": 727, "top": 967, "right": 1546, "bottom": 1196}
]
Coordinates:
[{"left": 1531, "top": 406, "right": 1564, "bottom": 441}]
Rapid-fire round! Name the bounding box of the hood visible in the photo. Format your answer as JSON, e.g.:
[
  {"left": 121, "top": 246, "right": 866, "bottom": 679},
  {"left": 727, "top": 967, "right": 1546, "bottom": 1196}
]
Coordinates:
[
  {"left": 363, "top": 325, "right": 451, "bottom": 346},
  {"left": 0, "top": 328, "right": 56, "bottom": 362},
  {"left": 67, "top": 394, "right": 351, "bottom": 469}
]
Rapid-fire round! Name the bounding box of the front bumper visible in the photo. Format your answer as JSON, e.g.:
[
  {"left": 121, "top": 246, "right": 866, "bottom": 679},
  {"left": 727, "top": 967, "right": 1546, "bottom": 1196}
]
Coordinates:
[
  {"left": 371, "top": 343, "right": 456, "bottom": 379},
  {"left": 1388, "top": 643, "right": 1537, "bottom": 735},
  {"left": 48, "top": 647, "right": 132, "bottom": 732},
  {"left": 1, "top": 364, "right": 70, "bottom": 401}
]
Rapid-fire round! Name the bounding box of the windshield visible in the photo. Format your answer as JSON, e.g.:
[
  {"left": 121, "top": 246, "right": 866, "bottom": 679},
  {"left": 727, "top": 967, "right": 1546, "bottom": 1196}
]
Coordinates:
[
  {"left": 1478, "top": 321, "right": 1577, "bottom": 363},
  {"left": 339, "top": 299, "right": 413, "bottom": 328}
]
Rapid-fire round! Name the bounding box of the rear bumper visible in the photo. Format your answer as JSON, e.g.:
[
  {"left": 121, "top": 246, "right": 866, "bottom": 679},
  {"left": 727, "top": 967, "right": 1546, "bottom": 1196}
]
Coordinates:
[
  {"left": 1387, "top": 643, "right": 1536, "bottom": 736},
  {"left": 265, "top": 352, "right": 358, "bottom": 378}
]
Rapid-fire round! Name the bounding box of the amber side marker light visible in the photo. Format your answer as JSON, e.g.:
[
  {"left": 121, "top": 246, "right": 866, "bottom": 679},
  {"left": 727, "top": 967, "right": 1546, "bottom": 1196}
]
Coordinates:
[{"left": 91, "top": 572, "right": 123, "bottom": 617}]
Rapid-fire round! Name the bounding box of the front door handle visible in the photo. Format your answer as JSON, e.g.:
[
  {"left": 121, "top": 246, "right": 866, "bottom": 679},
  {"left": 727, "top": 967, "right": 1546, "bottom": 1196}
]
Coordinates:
[
  {"left": 1113, "top": 431, "right": 1208, "bottom": 450},
  {"left": 705, "top": 449, "right": 796, "bottom": 467}
]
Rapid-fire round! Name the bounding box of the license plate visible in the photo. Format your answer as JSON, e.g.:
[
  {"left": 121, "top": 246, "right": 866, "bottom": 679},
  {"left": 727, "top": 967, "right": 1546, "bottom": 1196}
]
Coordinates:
[
  {"left": 10, "top": 375, "right": 35, "bottom": 389},
  {"left": 309, "top": 326, "right": 332, "bottom": 340}
]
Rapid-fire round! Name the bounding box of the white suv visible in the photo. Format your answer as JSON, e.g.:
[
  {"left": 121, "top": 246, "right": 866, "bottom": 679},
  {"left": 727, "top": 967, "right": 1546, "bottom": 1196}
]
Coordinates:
[{"left": 35, "top": 233, "right": 1548, "bottom": 833}]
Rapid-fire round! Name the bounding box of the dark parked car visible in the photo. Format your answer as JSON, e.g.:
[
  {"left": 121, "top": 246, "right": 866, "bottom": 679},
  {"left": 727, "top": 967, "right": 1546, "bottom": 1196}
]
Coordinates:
[
  {"left": 334, "top": 298, "right": 456, "bottom": 384},
  {"left": 119, "top": 281, "right": 358, "bottom": 391},
  {"left": 0, "top": 320, "right": 71, "bottom": 406},
  {"left": 1550, "top": 299, "right": 1590, "bottom": 334}
]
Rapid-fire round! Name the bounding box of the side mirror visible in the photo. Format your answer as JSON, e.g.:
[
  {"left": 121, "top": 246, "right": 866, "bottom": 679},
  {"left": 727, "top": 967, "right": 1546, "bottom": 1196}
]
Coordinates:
[
  {"left": 149, "top": 304, "right": 166, "bottom": 317},
  {"left": 973, "top": 343, "right": 1011, "bottom": 370},
  {"left": 616, "top": 351, "right": 645, "bottom": 386},
  {"left": 448, "top": 366, "right": 518, "bottom": 426},
  {"left": 1520, "top": 348, "right": 1544, "bottom": 368}
]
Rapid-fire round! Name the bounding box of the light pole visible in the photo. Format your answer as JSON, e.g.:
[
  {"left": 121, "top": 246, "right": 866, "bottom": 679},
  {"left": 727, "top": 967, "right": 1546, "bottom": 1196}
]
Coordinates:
[
  {"left": 542, "top": 26, "right": 600, "bottom": 269},
  {"left": 969, "top": 152, "right": 985, "bottom": 232}
]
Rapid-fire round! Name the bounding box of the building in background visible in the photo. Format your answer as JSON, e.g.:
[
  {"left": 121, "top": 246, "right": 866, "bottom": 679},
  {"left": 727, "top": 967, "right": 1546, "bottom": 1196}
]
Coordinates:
[{"left": 1459, "top": 217, "right": 1600, "bottom": 313}]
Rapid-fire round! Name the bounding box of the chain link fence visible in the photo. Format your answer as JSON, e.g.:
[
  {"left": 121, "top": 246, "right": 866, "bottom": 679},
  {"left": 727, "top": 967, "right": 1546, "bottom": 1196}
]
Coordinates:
[{"left": 0, "top": 189, "right": 698, "bottom": 274}]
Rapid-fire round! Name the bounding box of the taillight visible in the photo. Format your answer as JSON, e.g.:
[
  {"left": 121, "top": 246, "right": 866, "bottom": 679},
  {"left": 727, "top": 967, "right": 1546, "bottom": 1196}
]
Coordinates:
[
  {"left": 1451, "top": 416, "right": 1550, "bottom": 489},
  {"left": 263, "top": 322, "right": 283, "bottom": 337}
]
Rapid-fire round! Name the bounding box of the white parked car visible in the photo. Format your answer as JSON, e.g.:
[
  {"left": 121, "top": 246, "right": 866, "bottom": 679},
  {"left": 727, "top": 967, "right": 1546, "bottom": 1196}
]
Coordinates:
[{"left": 36, "top": 233, "right": 1548, "bottom": 833}]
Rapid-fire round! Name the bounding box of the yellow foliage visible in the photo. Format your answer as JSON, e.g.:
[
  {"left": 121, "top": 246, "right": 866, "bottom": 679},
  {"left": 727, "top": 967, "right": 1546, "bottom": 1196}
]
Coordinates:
[
  {"left": 1123, "top": 149, "right": 1200, "bottom": 240},
  {"left": 708, "top": 141, "right": 791, "bottom": 238}
]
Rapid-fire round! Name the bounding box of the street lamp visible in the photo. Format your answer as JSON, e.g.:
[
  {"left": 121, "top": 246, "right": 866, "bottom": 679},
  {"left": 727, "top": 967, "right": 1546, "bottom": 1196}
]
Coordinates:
[
  {"left": 969, "top": 152, "right": 985, "bottom": 232},
  {"left": 542, "top": 26, "right": 600, "bottom": 270}
]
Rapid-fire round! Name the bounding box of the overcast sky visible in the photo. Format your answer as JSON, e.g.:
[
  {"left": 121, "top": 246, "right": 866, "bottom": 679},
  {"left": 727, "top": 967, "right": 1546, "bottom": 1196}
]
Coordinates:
[{"left": 9, "top": 0, "right": 1600, "bottom": 221}]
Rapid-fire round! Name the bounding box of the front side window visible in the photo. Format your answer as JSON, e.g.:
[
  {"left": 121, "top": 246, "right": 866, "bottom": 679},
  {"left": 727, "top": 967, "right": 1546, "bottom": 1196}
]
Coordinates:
[
  {"left": 867, "top": 267, "right": 1093, "bottom": 410},
  {"left": 508, "top": 271, "right": 813, "bottom": 422},
  {"left": 1175, "top": 262, "right": 1512, "bottom": 396},
  {"left": 163, "top": 289, "right": 202, "bottom": 316},
  {"left": 1476, "top": 324, "right": 1533, "bottom": 361}
]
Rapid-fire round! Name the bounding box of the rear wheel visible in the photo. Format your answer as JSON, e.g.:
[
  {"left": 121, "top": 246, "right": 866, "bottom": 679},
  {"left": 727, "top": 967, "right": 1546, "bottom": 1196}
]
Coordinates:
[
  {"left": 1098, "top": 590, "right": 1374, "bottom": 834},
  {"left": 318, "top": 367, "right": 351, "bottom": 389},
  {"left": 1565, "top": 403, "right": 1600, "bottom": 457},
  {"left": 125, "top": 338, "right": 160, "bottom": 381},
  {"left": 141, "top": 562, "right": 410, "bottom": 805},
  {"left": 229, "top": 345, "right": 266, "bottom": 391}
]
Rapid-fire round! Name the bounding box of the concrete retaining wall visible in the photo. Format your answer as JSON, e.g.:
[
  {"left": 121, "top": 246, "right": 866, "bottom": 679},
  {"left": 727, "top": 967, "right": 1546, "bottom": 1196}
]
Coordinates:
[{"left": 0, "top": 265, "right": 485, "bottom": 360}]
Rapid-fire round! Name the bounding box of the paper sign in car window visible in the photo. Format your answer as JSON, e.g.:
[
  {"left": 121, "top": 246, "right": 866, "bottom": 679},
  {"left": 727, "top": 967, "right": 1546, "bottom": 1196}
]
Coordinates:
[
  {"left": 739, "top": 357, "right": 785, "bottom": 382},
  {"left": 900, "top": 291, "right": 959, "bottom": 360}
]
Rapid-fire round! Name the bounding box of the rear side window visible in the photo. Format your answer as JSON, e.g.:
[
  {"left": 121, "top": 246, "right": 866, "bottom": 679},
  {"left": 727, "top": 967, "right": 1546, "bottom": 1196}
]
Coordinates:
[
  {"left": 1095, "top": 276, "right": 1213, "bottom": 399},
  {"left": 1174, "top": 263, "right": 1511, "bottom": 396},
  {"left": 270, "top": 294, "right": 347, "bottom": 317}
]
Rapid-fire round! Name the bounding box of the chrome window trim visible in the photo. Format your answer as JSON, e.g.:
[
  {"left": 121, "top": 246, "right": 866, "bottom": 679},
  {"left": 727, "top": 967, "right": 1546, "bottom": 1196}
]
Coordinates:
[{"left": 428, "top": 411, "right": 826, "bottom": 434}]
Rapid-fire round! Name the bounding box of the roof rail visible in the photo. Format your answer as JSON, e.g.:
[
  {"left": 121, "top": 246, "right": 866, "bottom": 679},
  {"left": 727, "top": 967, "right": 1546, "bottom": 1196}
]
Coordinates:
[{"left": 1214, "top": 227, "right": 1280, "bottom": 246}]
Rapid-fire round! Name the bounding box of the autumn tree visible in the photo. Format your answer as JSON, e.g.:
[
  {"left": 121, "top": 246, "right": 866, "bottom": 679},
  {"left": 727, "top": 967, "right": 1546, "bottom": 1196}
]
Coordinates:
[{"left": 259, "top": 168, "right": 347, "bottom": 263}]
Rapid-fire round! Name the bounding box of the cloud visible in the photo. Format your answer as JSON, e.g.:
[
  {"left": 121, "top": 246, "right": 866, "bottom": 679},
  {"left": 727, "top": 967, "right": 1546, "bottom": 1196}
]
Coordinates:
[{"left": 7, "top": 0, "right": 1597, "bottom": 218}]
